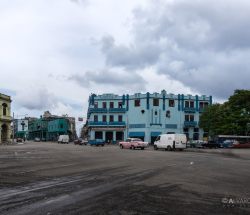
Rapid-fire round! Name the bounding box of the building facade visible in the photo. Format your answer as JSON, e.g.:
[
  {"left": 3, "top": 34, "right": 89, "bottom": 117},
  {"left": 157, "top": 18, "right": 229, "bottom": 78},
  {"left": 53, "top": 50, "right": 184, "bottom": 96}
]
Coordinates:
[
  {"left": 48, "top": 118, "right": 69, "bottom": 141},
  {"left": 86, "top": 90, "right": 212, "bottom": 144},
  {"left": 0, "top": 93, "right": 12, "bottom": 144},
  {"left": 28, "top": 111, "right": 77, "bottom": 141},
  {"left": 14, "top": 119, "right": 28, "bottom": 139}
]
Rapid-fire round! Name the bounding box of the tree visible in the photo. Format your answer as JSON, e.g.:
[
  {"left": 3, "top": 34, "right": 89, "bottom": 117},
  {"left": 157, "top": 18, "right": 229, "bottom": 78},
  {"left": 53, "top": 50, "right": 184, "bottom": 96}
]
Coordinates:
[{"left": 199, "top": 89, "right": 250, "bottom": 137}]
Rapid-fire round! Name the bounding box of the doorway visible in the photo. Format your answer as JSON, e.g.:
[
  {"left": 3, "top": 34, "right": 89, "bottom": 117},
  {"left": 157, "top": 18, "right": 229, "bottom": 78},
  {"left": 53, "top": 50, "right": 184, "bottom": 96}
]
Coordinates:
[
  {"left": 105, "top": 132, "right": 113, "bottom": 144},
  {"left": 1, "top": 124, "right": 8, "bottom": 142}
]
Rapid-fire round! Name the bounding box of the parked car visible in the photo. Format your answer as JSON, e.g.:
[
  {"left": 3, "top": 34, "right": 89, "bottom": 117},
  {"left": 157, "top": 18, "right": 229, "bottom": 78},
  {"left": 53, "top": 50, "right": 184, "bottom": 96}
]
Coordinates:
[
  {"left": 34, "top": 137, "right": 41, "bottom": 142},
  {"left": 201, "top": 140, "right": 221, "bottom": 148},
  {"left": 119, "top": 138, "right": 148, "bottom": 150},
  {"left": 231, "top": 141, "right": 250, "bottom": 148},
  {"left": 74, "top": 138, "right": 88, "bottom": 145},
  {"left": 154, "top": 134, "right": 187, "bottom": 151},
  {"left": 58, "top": 135, "right": 69, "bottom": 144},
  {"left": 221, "top": 140, "right": 236, "bottom": 148},
  {"left": 88, "top": 139, "right": 105, "bottom": 146},
  {"left": 16, "top": 138, "right": 23, "bottom": 142},
  {"left": 187, "top": 140, "right": 205, "bottom": 148}
]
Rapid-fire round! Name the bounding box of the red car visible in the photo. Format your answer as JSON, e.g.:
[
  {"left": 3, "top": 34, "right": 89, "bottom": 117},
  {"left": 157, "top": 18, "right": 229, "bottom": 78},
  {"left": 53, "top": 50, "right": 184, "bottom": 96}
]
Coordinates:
[
  {"left": 119, "top": 138, "right": 148, "bottom": 150},
  {"left": 232, "top": 142, "right": 250, "bottom": 148}
]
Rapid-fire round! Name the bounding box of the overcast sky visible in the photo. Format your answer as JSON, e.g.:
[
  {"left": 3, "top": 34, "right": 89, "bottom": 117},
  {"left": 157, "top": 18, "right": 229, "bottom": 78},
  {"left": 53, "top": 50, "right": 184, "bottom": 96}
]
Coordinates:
[{"left": 1, "top": 0, "right": 250, "bottom": 127}]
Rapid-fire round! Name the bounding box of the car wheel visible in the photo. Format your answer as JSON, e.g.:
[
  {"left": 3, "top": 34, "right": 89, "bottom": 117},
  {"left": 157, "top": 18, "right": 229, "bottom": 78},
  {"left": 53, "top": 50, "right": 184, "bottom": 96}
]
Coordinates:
[
  {"left": 167, "top": 145, "right": 171, "bottom": 151},
  {"left": 101, "top": 144, "right": 104, "bottom": 147},
  {"left": 154, "top": 145, "right": 158, "bottom": 150},
  {"left": 141, "top": 147, "right": 144, "bottom": 150},
  {"left": 120, "top": 144, "right": 123, "bottom": 149}
]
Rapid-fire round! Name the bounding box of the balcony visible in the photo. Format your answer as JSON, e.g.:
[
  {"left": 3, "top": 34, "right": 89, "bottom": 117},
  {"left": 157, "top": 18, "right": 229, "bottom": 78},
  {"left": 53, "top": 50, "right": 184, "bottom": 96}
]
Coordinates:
[
  {"left": 88, "top": 108, "right": 108, "bottom": 113},
  {"left": 0, "top": 115, "right": 12, "bottom": 122},
  {"left": 88, "top": 122, "right": 108, "bottom": 126},
  {"left": 109, "top": 108, "right": 126, "bottom": 113},
  {"left": 184, "top": 107, "right": 196, "bottom": 113},
  {"left": 109, "top": 121, "right": 126, "bottom": 126},
  {"left": 88, "top": 121, "right": 126, "bottom": 126},
  {"left": 184, "top": 121, "right": 197, "bottom": 127}
]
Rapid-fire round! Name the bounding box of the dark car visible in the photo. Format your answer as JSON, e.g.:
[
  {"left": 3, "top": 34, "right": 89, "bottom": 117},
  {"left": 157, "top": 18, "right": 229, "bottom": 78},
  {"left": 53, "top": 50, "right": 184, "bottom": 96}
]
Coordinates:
[
  {"left": 16, "top": 138, "right": 23, "bottom": 142},
  {"left": 74, "top": 138, "right": 88, "bottom": 145},
  {"left": 201, "top": 141, "right": 221, "bottom": 148},
  {"left": 74, "top": 138, "right": 83, "bottom": 145}
]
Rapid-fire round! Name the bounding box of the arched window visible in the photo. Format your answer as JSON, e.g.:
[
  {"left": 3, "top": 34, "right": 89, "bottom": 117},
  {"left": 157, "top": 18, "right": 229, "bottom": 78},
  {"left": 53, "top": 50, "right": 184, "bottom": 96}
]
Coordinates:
[{"left": 2, "top": 103, "right": 7, "bottom": 116}]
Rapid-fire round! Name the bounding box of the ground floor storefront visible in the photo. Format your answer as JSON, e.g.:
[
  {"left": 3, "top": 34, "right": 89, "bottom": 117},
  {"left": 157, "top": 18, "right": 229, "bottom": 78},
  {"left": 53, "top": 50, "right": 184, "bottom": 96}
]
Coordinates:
[
  {"left": 0, "top": 120, "right": 11, "bottom": 144},
  {"left": 89, "top": 127, "right": 125, "bottom": 144},
  {"left": 89, "top": 126, "right": 205, "bottom": 144}
]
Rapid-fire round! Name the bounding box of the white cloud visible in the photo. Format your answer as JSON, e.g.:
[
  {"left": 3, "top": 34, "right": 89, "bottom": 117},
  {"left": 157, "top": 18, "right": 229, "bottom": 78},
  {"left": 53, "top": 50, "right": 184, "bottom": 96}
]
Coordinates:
[{"left": 0, "top": 0, "right": 248, "bottom": 122}]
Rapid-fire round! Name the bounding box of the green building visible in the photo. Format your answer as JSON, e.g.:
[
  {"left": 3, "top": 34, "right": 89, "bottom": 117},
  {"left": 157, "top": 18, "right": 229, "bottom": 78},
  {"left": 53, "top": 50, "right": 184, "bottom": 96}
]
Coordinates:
[
  {"left": 28, "top": 118, "right": 49, "bottom": 140},
  {"left": 48, "top": 118, "right": 69, "bottom": 141}
]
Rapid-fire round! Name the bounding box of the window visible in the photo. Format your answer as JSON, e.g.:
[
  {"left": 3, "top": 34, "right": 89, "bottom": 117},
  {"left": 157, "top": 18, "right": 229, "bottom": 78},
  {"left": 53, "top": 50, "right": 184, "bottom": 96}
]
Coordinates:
[
  {"left": 185, "top": 115, "right": 194, "bottom": 121},
  {"left": 200, "top": 102, "right": 209, "bottom": 109},
  {"left": 60, "top": 124, "right": 63, "bottom": 129},
  {"left": 109, "top": 115, "right": 114, "bottom": 122},
  {"left": 194, "top": 128, "right": 199, "bottom": 132},
  {"left": 185, "top": 101, "right": 194, "bottom": 108},
  {"left": 118, "top": 102, "right": 123, "bottom": 108},
  {"left": 169, "top": 99, "right": 175, "bottom": 107},
  {"left": 102, "top": 102, "right": 107, "bottom": 108},
  {"left": 155, "top": 111, "right": 158, "bottom": 115},
  {"left": 2, "top": 103, "right": 7, "bottom": 116},
  {"left": 118, "top": 115, "right": 123, "bottom": 122},
  {"left": 166, "top": 110, "right": 170, "bottom": 118},
  {"left": 94, "top": 102, "right": 98, "bottom": 108},
  {"left": 110, "top": 102, "right": 114, "bottom": 108},
  {"left": 183, "top": 128, "right": 189, "bottom": 133},
  {"left": 102, "top": 115, "right": 107, "bottom": 122},
  {"left": 153, "top": 98, "right": 159, "bottom": 106},
  {"left": 155, "top": 136, "right": 161, "bottom": 141},
  {"left": 190, "top": 115, "right": 194, "bottom": 121},
  {"left": 134, "top": 99, "right": 140, "bottom": 107},
  {"left": 94, "top": 115, "right": 98, "bottom": 122}
]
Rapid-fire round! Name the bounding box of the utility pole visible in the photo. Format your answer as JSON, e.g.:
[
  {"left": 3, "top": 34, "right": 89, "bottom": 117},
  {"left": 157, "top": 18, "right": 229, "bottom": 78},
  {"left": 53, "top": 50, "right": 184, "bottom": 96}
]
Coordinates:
[{"left": 12, "top": 112, "right": 14, "bottom": 144}]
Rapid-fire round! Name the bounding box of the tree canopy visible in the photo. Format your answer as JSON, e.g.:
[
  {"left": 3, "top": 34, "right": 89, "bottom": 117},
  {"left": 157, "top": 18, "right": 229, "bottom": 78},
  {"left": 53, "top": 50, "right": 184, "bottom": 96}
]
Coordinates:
[{"left": 199, "top": 89, "right": 250, "bottom": 137}]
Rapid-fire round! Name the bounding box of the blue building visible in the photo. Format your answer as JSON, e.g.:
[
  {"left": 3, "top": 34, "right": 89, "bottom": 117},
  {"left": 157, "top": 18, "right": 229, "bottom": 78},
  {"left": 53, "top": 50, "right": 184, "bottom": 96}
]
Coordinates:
[{"left": 86, "top": 90, "right": 212, "bottom": 144}]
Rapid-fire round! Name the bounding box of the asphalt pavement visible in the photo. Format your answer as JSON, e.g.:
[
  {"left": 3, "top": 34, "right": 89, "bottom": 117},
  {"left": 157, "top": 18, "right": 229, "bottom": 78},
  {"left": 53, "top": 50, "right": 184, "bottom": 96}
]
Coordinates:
[{"left": 0, "top": 141, "right": 250, "bottom": 215}]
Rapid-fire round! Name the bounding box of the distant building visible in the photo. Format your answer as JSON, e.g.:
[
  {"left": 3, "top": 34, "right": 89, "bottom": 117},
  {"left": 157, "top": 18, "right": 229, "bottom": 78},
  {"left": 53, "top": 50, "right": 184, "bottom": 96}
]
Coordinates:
[
  {"left": 14, "top": 119, "right": 28, "bottom": 139},
  {"left": 0, "top": 93, "right": 12, "bottom": 144},
  {"left": 86, "top": 90, "right": 212, "bottom": 143},
  {"left": 28, "top": 111, "right": 77, "bottom": 141}
]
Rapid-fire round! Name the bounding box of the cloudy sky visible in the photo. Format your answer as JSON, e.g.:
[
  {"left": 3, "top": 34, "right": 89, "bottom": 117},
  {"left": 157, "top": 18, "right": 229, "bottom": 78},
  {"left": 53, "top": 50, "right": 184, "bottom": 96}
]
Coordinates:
[{"left": 1, "top": 0, "right": 250, "bottom": 128}]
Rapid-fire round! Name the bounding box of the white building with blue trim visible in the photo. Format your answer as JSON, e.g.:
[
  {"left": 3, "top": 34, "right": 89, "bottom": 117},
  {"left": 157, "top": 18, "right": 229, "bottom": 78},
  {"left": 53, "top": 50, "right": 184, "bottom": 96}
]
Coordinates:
[{"left": 86, "top": 90, "right": 212, "bottom": 144}]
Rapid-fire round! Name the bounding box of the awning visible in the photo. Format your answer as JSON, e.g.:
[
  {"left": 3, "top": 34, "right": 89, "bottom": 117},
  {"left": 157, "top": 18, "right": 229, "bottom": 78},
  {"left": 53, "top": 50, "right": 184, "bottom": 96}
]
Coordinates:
[{"left": 129, "top": 132, "right": 145, "bottom": 137}]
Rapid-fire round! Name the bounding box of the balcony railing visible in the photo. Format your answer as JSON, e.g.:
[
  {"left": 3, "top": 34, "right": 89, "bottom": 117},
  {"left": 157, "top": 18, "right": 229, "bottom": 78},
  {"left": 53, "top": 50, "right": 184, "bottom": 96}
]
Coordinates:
[
  {"left": 88, "top": 108, "right": 108, "bottom": 113},
  {"left": 109, "top": 108, "right": 126, "bottom": 113},
  {"left": 184, "top": 121, "right": 197, "bottom": 127},
  {"left": 109, "top": 122, "right": 126, "bottom": 126},
  {"left": 184, "top": 107, "right": 196, "bottom": 113},
  {"left": 88, "top": 121, "right": 126, "bottom": 126},
  {"left": 88, "top": 108, "right": 126, "bottom": 113}
]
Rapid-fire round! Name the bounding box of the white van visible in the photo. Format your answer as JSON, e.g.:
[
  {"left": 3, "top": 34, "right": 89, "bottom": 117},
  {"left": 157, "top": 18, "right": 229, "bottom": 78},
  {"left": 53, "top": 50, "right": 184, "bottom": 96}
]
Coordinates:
[
  {"left": 154, "top": 134, "right": 187, "bottom": 151},
  {"left": 58, "top": 135, "right": 69, "bottom": 144}
]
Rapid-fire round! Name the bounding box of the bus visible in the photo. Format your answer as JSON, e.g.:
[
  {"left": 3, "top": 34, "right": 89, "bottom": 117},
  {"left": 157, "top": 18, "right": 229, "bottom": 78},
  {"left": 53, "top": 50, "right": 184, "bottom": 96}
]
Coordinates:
[{"left": 215, "top": 135, "right": 250, "bottom": 148}]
